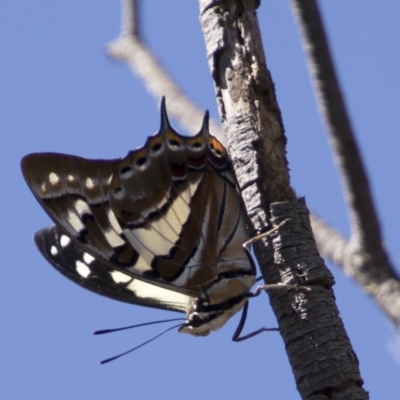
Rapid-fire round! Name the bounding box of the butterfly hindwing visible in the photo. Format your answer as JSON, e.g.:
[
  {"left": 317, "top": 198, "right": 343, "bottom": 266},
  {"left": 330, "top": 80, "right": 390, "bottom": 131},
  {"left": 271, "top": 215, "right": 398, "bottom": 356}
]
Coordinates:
[{"left": 35, "top": 225, "right": 192, "bottom": 313}]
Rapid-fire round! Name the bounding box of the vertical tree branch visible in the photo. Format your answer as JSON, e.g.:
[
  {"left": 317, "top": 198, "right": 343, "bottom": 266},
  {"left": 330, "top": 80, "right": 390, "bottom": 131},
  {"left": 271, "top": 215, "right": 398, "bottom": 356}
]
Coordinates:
[{"left": 199, "top": 0, "right": 368, "bottom": 398}]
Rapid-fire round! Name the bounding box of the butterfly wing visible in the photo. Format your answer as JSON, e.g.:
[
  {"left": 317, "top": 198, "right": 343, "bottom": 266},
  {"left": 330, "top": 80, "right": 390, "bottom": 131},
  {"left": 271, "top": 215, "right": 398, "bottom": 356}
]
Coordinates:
[
  {"left": 22, "top": 99, "right": 250, "bottom": 305},
  {"left": 35, "top": 225, "right": 191, "bottom": 312}
]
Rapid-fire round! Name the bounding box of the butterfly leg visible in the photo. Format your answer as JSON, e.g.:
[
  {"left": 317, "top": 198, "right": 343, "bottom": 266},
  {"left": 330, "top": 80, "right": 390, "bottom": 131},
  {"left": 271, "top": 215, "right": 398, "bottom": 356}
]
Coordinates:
[
  {"left": 252, "top": 283, "right": 312, "bottom": 297},
  {"left": 232, "top": 283, "right": 311, "bottom": 342},
  {"left": 231, "top": 301, "right": 279, "bottom": 342}
]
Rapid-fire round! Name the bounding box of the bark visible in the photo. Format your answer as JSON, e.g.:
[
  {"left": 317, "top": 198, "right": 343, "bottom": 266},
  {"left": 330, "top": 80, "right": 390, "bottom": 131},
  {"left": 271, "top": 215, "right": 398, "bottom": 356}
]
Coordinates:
[{"left": 198, "top": 1, "right": 368, "bottom": 398}]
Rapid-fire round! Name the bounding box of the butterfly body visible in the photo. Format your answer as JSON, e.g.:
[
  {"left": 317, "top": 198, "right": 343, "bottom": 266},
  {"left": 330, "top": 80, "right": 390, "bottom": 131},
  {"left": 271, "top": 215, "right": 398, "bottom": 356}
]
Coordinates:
[{"left": 22, "top": 99, "right": 255, "bottom": 337}]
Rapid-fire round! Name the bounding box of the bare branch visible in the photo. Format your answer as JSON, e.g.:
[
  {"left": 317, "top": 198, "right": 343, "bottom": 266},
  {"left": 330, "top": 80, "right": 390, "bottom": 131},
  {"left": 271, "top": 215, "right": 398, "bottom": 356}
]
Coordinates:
[
  {"left": 111, "top": 0, "right": 400, "bottom": 333},
  {"left": 120, "top": 0, "right": 139, "bottom": 36},
  {"left": 290, "top": 0, "right": 379, "bottom": 251},
  {"left": 291, "top": 0, "right": 400, "bottom": 328},
  {"left": 108, "top": 0, "right": 224, "bottom": 142},
  {"left": 311, "top": 213, "right": 400, "bottom": 329},
  {"left": 199, "top": 0, "right": 367, "bottom": 397}
]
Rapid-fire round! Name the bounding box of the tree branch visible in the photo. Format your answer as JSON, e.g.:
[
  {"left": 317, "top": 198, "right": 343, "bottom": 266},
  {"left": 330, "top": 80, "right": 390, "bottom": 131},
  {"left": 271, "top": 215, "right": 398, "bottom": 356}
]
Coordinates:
[
  {"left": 291, "top": 0, "right": 400, "bottom": 329},
  {"left": 311, "top": 213, "right": 400, "bottom": 329},
  {"left": 109, "top": 0, "right": 400, "bottom": 335},
  {"left": 198, "top": 0, "right": 367, "bottom": 397},
  {"left": 107, "top": 0, "right": 223, "bottom": 142}
]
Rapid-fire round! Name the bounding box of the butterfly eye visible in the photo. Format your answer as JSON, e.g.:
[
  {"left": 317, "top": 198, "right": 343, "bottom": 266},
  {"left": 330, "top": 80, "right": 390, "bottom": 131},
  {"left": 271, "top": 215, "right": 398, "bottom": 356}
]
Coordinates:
[{"left": 188, "top": 313, "right": 204, "bottom": 328}]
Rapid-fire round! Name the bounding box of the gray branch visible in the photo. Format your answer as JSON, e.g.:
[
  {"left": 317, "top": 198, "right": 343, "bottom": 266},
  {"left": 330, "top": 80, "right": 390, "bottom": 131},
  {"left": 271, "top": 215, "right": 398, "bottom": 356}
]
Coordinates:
[
  {"left": 107, "top": 0, "right": 223, "bottom": 142},
  {"left": 109, "top": 0, "right": 400, "bottom": 334},
  {"left": 291, "top": 0, "right": 400, "bottom": 329},
  {"left": 106, "top": 1, "right": 399, "bottom": 394},
  {"left": 198, "top": 0, "right": 367, "bottom": 397}
]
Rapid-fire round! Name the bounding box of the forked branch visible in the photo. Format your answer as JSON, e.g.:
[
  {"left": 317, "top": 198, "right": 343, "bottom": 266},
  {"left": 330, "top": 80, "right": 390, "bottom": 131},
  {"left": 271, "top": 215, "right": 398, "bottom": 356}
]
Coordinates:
[
  {"left": 106, "top": 0, "right": 375, "bottom": 398},
  {"left": 108, "top": 0, "right": 400, "bottom": 333},
  {"left": 107, "top": 0, "right": 224, "bottom": 142},
  {"left": 291, "top": 0, "right": 400, "bottom": 329}
]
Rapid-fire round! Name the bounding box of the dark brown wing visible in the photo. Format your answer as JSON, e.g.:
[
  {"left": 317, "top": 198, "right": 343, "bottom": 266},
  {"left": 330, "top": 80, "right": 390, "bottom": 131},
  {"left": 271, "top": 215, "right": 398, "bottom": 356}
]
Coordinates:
[{"left": 22, "top": 99, "right": 250, "bottom": 299}]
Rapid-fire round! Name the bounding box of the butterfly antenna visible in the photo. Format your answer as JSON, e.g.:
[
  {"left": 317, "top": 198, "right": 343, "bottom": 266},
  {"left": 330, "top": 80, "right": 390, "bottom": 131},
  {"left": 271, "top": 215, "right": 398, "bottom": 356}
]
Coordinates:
[
  {"left": 93, "top": 317, "right": 186, "bottom": 335},
  {"left": 99, "top": 323, "right": 183, "bottom": 364}
]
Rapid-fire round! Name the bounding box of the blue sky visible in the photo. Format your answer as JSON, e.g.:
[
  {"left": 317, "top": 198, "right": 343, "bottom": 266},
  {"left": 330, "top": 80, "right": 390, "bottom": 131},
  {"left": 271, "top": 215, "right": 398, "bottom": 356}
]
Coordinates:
[{"left": 2, "top": 1, "right": 400, "bottom": 399}]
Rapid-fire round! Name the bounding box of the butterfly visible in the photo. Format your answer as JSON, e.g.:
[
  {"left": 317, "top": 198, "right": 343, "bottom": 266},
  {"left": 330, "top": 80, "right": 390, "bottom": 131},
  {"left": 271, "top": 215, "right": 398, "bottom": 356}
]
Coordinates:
[{"left": 21, "top": 98, "right": 257, "bottom": 346}]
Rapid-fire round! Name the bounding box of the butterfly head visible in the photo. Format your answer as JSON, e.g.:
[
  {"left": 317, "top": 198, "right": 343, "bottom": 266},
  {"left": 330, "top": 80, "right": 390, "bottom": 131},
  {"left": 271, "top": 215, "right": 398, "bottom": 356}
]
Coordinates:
[
  {"left": 178, "top": 293, "right": 250, "bottom": 337},
  {"left": 179, "top": 312, "right": 211, "bottom": 337}
]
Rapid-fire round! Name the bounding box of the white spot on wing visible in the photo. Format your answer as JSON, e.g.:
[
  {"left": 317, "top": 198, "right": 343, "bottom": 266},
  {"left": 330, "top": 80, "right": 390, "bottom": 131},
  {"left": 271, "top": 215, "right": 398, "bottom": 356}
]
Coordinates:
[
  {"left": 76, "top": 260, "right": 91, "bottom": 278},
  {"left": 67, "top": 175, "right": 75, "bottom": 182},
  {"left": 49, "top": 172, "right": 60, "bottom": 185},
  {"left": 41, "top": 183, "right": 47, "bottom": 193},
  {"left": 50, "top": 246, "right": 58, "bottom": 256},
  {"left": 125, "top": 279, "right": 191, "bottom": 312},
  {"left": 68, "top": 210, "right": 85, "bottom": 233},
  {"left": 85, "top": 177, "right": 94, "bottom": 189},
  {"left": 104, "top": 229, "right": 125, "bottom": 248},
  {"left": 74, "top": 199, "right": 91, "bottom": 217},
  {"left": 83, "top": 252, "right": 95, "bottom": 264},
  {"left": 60, "top": 235, "right": 71, "bottom": 247},
  {"left": 107, "top": 209, "right": 123, "bottom": 234},
  {"left": 128, "top": 255, "right": 152, "bottom": 272},
  {"left": 110, "top": 271, "right": 132, "bottom": 284}
]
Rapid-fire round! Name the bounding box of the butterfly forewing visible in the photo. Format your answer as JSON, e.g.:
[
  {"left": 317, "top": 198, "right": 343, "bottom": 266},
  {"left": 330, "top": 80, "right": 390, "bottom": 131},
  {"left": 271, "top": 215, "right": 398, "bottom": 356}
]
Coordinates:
[{"left": 22, "top": 101, "right": 250, "bottom": 301}]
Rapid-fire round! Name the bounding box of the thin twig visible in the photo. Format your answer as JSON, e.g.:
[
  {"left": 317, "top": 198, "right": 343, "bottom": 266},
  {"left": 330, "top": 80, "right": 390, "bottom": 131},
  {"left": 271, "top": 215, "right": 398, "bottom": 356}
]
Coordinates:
[
  {"left": 108, "top": 0, "right": 224, "bottom": 142},
  {"left": 253, "top": 283, "right": 312, "bottom": 295},
  {"left": 243, "top": 218, "right": 291, "bottom": 247}
]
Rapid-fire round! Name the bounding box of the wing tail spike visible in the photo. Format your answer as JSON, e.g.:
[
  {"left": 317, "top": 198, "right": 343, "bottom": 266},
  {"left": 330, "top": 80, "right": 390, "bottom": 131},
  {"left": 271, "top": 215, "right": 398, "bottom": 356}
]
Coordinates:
[
  {"left": 199, "top": 110, "right": 210, "bottom": 139},
  {"left": 159, "top": 96, "right": 172, "bottom": 135}
]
